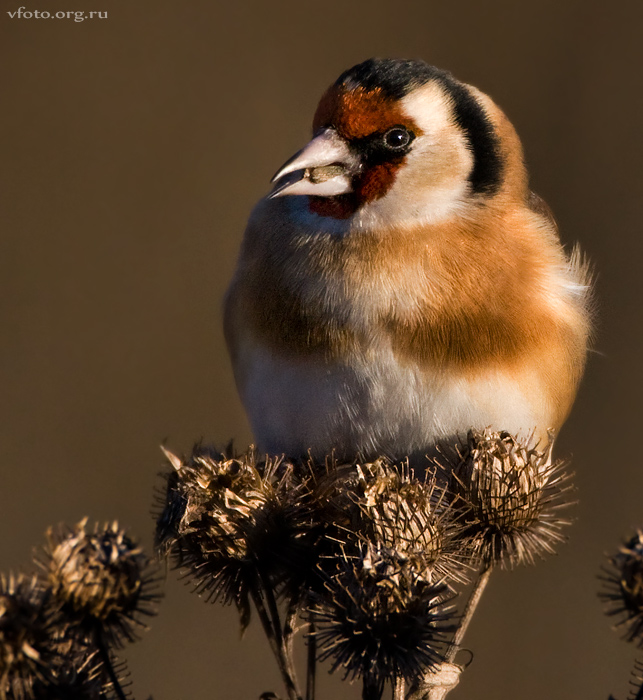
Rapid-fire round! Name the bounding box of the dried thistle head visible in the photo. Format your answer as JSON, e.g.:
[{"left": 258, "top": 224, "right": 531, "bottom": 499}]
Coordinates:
[
  {"left": 355, "top": 461, "right": 470, "bottom": 585},
  {"left": 443, "top": 429, "right": 573, "bottom": 568},
  {"left": 312, "top": 541, "right": 454, "bottom": 698},
  {"left": 43, "top": 520, "right": 161, "bottom": 648},
  {"left": 29, "top": 646, "right": 107, "bottom": 700},
  {"left": 0, "top": 573, "right": 112, "bottom": 700},
  {"left": 317, "top": 459, "right": 471, "bottom": 590},
  {"left": 0, "top": 574, "right": 55, "bottom": 700},
  {"left": 156, "top": 446, "right": 318, "bottom": 624},
  {"left": 600, "top": 530, "right": 643, "bottom": 647}
]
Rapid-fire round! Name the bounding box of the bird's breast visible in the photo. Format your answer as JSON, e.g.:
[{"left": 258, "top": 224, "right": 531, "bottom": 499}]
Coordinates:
[
  {"left": 234, "top": 338, "right": 550, "bottom": 462},
  {"left": 225, "top": 199, "right": 588, "bottom": 460}
]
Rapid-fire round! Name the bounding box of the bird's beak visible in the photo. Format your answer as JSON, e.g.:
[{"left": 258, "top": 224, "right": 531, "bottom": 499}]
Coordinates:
[{"left": 269, "top": 129, "right": 358, "bottom": 198}]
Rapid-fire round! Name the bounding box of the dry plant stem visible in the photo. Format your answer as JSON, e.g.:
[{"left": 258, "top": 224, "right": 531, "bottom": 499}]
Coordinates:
[
  {"left": 257, "top": 571, "right": 302, "bottom": 700},
  {"left": 445, "top": 564, "right": 493, "bottom": 663},
  {"left": 94, "top": 627, "right": 128, "bottom": 700},
  {"left": 393, "top": 677, "right": 406, "bottom": 700},
  {"left": 252, "top": 585, "right": 301, "bottom": 700},
  {"left": 306, "top": 616, "right": 317, "bottom": 700},
  {"left": 363, "top": 680, "right": 383, "bottom": 700},
  {"left": 284, "top": 604, "right": 299, "bottom": 698},
  {"left": 425, "top": 681, "right": 455, "bottom": 700},
  {"left": 262, "top": 576, "right": 300, "bottom": 699}
]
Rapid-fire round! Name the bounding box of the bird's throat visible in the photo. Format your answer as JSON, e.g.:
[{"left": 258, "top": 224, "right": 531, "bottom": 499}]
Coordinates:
[{"left": 308, "top": 194, "right": 358, "bottom": 219}]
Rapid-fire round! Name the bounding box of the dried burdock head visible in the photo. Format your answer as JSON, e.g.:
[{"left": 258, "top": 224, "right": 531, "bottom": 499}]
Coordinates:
[
  {"left": 331, "top": 460, "right": 471, "bottom": 587},
  {"left": 42, "top": 520, "right": 161, "bottom": 649},
  {"left": 0, "top": 573, "right": 125, "bottom": 700},
  {"left": 30, "top": 645, "right": 107, "bottom": 700},
  {"left": 600, "top": 530, "right": 643, "bottom": 647},
  {"left": 312, "top": 458, "right": 471, "bottom": 596},
  {"left": 443, "top": 429, "right": 573, "bottom": 568},
  {"left": 156, "top": 446, "right": 319, "bottom": 624},
  {"left": 312, "top": 541, "right": 454, "bottom": 698},
  {"left": 0, "top": 574, "right": 56, "bottom": 700}
]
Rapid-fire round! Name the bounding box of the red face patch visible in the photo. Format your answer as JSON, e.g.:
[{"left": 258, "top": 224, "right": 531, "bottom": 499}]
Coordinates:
[
  {"left": 309, "top": 86, "right": 419, "bottom": 218},
  {"left": 313, "top": 86, "right": 408, "bottom": 139}
]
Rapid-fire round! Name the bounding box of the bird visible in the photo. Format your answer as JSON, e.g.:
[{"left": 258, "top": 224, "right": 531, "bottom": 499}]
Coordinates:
[{"left": 224, "top": 58, "right": 591, "bottom": 465}]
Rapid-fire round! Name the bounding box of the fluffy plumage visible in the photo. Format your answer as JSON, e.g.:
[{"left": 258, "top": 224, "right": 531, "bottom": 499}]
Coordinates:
[{"left": 224, "top": 58, "right": 591, "bottom": 462}]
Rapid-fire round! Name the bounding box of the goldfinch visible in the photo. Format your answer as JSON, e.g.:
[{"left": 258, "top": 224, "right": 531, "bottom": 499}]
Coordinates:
[{"left": 224, "top": 58, "right": 591, "bottom": 463}]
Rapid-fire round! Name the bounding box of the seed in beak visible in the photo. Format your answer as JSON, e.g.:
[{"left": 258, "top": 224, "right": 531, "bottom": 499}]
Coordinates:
[{"left": 307, "top": 164, "right": 347, "bottom": 184}]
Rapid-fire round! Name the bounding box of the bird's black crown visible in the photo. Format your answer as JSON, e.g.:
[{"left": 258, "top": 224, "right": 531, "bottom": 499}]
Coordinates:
[{"left": 336, "top": 58, "right": 448, "bottom": 100}]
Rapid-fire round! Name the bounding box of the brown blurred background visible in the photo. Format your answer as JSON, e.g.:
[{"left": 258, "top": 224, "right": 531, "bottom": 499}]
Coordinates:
[{"left": 1, "top": 0, "right": 642, "bottom": 698}]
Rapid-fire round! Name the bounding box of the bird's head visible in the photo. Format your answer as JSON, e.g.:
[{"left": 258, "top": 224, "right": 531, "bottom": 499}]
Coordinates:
[{"left": 270, "top": 58, "right": 527, "bottom": 227}]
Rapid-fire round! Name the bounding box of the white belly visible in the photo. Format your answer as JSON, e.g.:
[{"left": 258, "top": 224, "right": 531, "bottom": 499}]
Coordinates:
[{"left": 238, "top": 343, "right": 546, "bottom": 461}]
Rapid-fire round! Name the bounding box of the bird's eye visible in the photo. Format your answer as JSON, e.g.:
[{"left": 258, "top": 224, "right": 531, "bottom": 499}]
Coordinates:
[{"left": 383, "top": 127, "right": 412, "bottom": 151}]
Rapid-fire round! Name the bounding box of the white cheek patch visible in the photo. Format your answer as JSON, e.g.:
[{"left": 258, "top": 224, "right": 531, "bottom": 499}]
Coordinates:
[{"left": 354, "top": 83, "right": 475, "bottom": 228}]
